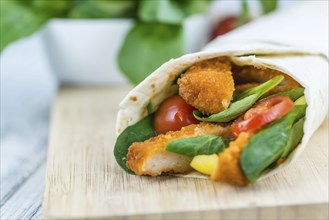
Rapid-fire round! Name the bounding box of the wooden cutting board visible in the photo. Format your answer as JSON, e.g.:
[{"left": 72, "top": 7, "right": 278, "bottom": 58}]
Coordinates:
[{"left": 43, "top": 86, "right": 329, "bottom": 219}]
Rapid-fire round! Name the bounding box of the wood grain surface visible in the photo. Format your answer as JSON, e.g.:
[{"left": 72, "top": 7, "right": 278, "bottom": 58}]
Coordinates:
[
  {"left": 1, "top": 123, "right": 49, "bottom": 219},
  {"left": 43, "top": 86, "right": 329, "bottom": 219}
]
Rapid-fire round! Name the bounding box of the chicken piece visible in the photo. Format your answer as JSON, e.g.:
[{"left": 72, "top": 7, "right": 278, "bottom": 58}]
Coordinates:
[
  {"left": 178, "top": 58, "right": 235, "bottom": 115},
  {"left": 211, "top": 132, "right": 254, "bottom": 186},
  {"left": 126, "top": 122, "right": 231, "bottom": 176}
]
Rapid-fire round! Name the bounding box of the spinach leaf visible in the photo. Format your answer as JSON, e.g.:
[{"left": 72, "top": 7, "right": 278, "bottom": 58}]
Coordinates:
[
  {"left": 194, "top": 76, "right": 284, "bottom": 123},
  {"left": 269, "top": 87, "right": 304, "bottom": 101},
  {"left": 174, "top": 0, "right": 210, "bottom": 17},
  {"left": 0, "top": 0, "right": 138, "bottom": 51},
  {"left": 194, "top": 94, "right": 259, "bottom": 123},
  {"left": 237, "top": 0, "right": 250, "bottom": 26},
  {"left": 119, "top": 0, "right": 209, "bottom": 84},
  {"left": 138, "top": 0, "right": 184, "bottom": 24},
  {"left": 240, "top": 102, "right": 307, "bottom": 182},
  {"left": 235, "top": 75, "right": 284, "bottom": 101},
  {"left": 118, "top": 22, "right": 183, "bottom": 84},
  {"left": 114, "top": 115, "right": 156, "bottom": 174},
  {"left": 259, "top": 0, "right": 278, "bottom": 14},
  {"left": 32, "top": 0, "right": 71, "bottom": 17},
  {"left": 166, "top": 134, "right": 229, "bottom": 157},
  {"left": 69, "top": 0, "right": 137, "bottom": 18},
  {"left": 0, "top": 0, "right": 50, "bottom": 51},
  {"left": 281, "top": 117, "right": 305, "bottom": 158},
  {"left": 138, "top": 0, "right": 210, "bottom": 24}
]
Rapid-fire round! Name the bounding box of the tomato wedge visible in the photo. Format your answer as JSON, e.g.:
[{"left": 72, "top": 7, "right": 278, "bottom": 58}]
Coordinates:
[{"left": 230, "top": 96, "right": 294, "bottom": 136}]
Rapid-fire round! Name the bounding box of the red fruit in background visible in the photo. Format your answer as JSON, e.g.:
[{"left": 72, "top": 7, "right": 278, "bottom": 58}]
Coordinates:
[{"left": 211, "top": 16, "right": 238, "bottom": 40}]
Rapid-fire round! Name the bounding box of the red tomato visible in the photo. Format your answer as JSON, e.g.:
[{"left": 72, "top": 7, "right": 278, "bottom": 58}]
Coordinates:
[
  {"left": 154, "top": 96, "right": 199, "bottom": 134},
  {"left": 230, "top": 96, "right": 294, "bottom": 136},
  {"left": 211, "top": 16, "right": 238, "bottom": 40}
]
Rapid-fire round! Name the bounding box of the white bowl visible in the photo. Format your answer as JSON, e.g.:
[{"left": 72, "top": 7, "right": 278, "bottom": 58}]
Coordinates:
[{"left": 41, "top": 15, "right": 211, "bottom": 85}]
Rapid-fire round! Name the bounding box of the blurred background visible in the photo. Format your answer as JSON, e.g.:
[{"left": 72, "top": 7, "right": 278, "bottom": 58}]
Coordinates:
[
  {"left": 0, "top": 0, "right": 294, "bottom": 137},
  {"left": 1, "top": 0, "right": 298, "bottom": 218}
]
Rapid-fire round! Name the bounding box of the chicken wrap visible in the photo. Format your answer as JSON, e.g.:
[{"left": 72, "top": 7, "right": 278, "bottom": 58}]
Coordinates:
[
  {"left": 114, "top": 45, "right": 328, "bottom": 185},
  {"left": 114, "top": 2, "right": 328, "bottom": 186}
]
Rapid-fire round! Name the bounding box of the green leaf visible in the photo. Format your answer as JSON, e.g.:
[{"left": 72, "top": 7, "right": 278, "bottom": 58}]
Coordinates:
[
  {"left": 114, "top": 115, "right": 156, "bottom": 174},
  {"left": 138, "top": 0, "right": 184, "bottom": 24},
  {"left": 237, "top": 0, "right": 250, "bottom": 26},
  {"left": 69, "top": 0, "right": 137, "bottom": 18},
  {"left": 194, "top": 94, "right": 259, "bottom": 123},
  {"left": 269, "top": 87, "right": 304, "bottom": 101},
  {"left": 174, "top": 0, "right": 210, "bottom": 17},
  {"left": 166, "top": 135, "right": 229, "bottom": 157},
  {"left": 281, "top": 117, "right": 305, "bottom": 158},
  {"left": 32, "top": 0, "right": 72, "bottom": 17},
  {"left": 235, "top": 75, "right": 284, "bottom": 101},
  {"left": 0, "top": 0, "right": 49, "bottom": 51},
  {"left": 240, "top": 103, "right": 307, "bottom": 182},
  {"left": 259, "top": 0, "right": 278, "bottom": 14},
  {"left": 294, "top": 96, "right": 306, "bottom": 106},
  {"left": 194, "top": 76, "right": 284, "bottom": 123},
  {"left": 118, "top": 22, "right": 183, "bottom": 84}
]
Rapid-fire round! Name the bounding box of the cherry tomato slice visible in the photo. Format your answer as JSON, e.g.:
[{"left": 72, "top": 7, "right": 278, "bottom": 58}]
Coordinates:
[
  {"left": 154, "top": 95, "right": 199, "bottom": 134},
  {"left": 230, "top": 96, "right": 294, "bottom": 136}
]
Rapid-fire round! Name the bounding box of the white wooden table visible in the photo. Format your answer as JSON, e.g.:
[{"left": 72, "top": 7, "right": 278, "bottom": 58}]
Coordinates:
[{"left": 1, "top": 133, "right": 46, "bottom": 219}]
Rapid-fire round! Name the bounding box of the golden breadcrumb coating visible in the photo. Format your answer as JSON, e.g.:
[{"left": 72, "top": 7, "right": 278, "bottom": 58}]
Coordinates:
[
  {"left": 178, "top": 58, "right": 235, "bottom": 115},
  {"left": 126, "top": 122, "right": 231, "bottom": 176},
  {"left": 211, "top": 132, "right": 254, "bottom": 186}
]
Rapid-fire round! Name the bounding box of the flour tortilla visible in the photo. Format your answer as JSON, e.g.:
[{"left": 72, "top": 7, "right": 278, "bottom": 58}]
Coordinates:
[
  {"left": 115, "top": 41, "right": 328, "bottom": 180},
  {"left": 116, "top": 0, "right": 328, "bottom": 180}
]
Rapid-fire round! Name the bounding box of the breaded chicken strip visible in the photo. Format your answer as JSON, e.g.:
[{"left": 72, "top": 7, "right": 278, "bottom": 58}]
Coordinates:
[
  {"left": 126, "top": 122, "right": 231, "bottom": 176},
  {"left": 178, "top": 58, "right": 235, "bottom": 115},
  {"left": 211, "top": 132, "right": 254, "bottom": 186}
]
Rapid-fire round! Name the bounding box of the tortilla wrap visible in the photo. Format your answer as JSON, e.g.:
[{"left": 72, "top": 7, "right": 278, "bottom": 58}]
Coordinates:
[{"left": 115, "top": 2, "right": 328, "bottom": 180}]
